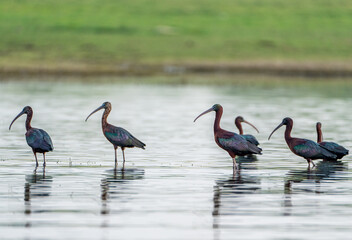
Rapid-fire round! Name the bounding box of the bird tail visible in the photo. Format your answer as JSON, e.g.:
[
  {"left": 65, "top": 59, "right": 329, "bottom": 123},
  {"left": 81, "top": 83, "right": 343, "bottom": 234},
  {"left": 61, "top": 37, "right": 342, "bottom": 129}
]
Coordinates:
[
  {"left": 249, "top": 144, "right": 262, "bottom": 155},
  {"left": 320, "top": 143, "right": 348, "bottom": 159},
  {"left": 131, "top": 136, "right": 146, "bottom": 149}
]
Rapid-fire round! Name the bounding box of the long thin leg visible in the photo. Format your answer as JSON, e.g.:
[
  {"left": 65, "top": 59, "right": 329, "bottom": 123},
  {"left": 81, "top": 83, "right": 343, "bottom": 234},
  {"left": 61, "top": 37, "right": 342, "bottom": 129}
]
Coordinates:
[
  {"left": 43, "top": 165, "right": 46, "bottom": 178},
  {"left": 232, "top": 157, "right": 238, "bottom": 172},
  {"left": 33, "top": 151, "right": 38, "bottom": 167},
  {"left": 33, "top": 165, "right": 38, "bottom": 173},
  {"left": 306, "top": 159, "right": 316, "bottom": 169},
  {"left": 311, "top": 160, "right": 316, "bottom": 167},
  {"left": 43, "top": 153, "right": 46, "bottom": 167},
  {"left": 114, "top": 146, "right": 118, "bottom": 169},
  {"left": 122, "top": 148, "right": 126, "bottom": 170}
]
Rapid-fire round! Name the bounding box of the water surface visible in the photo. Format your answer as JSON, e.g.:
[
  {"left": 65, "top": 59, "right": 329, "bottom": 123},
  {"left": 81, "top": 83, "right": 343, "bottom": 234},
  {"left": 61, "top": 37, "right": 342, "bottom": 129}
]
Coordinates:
[{"left": 0, "top": 79, "right": 351, "bottom": 240}]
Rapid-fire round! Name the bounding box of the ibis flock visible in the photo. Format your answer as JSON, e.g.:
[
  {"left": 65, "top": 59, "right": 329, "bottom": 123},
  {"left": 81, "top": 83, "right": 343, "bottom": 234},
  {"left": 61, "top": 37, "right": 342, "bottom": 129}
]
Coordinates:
[{"left": 8, "top": 103, "right": 349, "bottom": 171}]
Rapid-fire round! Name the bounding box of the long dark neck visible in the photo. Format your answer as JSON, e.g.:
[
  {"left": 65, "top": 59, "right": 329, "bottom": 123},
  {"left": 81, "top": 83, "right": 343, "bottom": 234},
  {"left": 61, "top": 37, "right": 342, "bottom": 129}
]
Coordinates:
[
  {"left": 214, "top": 108, "right": 223, "bottom": 132},
  {"left": 316, "top": 125, "right": 322, "bottom": 143},
  {"left": 235, "top": 119, "right": 243, "bottom": 134},
  {"left": 102, "top": 107, "right": 111, "bottom": 128},
  {"left": 284, "top": 122, "right": 293, "bottom": 142},
  {"left": 25, "top": 111, "right": 33, "bottom": 131}
]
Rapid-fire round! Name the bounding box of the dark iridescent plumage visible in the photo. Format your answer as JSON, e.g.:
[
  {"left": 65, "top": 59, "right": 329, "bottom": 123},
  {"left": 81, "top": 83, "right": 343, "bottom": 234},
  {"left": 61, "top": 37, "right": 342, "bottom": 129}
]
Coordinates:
[
  {"left": 9, "top": 106, "right": 53, "bottom": 167},
  {"left": 235, "top": 116, "right": 260, "bottom": 146},
  {"left": 26, "top": 128, "right": 53, "bottom": 153},
  {"left": 268, "top": 117, "right": 336, "bottom": 167},
  {"left": 218, "top": 132, "right": 261, "bottom": 156},
  {"left": 241, "top": 135, "right": 259, "bottom": 146},
  {"left": 316, "top": 122, "right": 349, "bottom": 160},
  {"left": 194, "top": 104, "right": 262, "bottom": 171},
  {"left": 104, "top": 125, "right": 145, "bottom": 150},
  {"left": 290, "top": 138, "right": 336, "bottom": 160},
  {"left": 86, "top": 102, "right": 145, "bottom": 169}
]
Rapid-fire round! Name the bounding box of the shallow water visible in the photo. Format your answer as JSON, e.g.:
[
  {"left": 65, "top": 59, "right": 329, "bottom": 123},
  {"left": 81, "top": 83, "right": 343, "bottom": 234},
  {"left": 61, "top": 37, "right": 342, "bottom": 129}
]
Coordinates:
[{"left": 0, "top": 79, "right": 351, "bottom": 240}]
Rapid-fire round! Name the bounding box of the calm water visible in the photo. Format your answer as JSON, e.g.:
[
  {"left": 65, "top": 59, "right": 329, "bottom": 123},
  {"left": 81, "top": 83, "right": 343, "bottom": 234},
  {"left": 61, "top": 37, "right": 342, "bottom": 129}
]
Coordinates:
[{"left": 0, "top": 79, "right": 351, "bottom": 240}]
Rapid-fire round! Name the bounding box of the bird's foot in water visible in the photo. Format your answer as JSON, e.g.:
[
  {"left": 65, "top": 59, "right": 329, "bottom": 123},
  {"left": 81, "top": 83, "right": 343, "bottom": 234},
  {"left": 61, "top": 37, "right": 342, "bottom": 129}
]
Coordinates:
[
  {"left": 307, "top": 159, "right": 316, "bottom": 170},
  {"left": 232, "top": 159, "right": 239, "bottom": 173},
  {"left": 232, "top": 158, "right": 238, "bottom": 170}
]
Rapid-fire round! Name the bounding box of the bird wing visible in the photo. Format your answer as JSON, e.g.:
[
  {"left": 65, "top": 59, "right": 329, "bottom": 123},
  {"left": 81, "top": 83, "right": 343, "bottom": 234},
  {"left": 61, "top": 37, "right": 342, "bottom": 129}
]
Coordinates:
[
  {"left": 218, "top": 131, "right": 261, "bottom": 154},
  {"left": 105, "top": 126, "right": 145, "bottom": 149},
  {"left": 292, "top": 139, "right": 335, "bottom": 159},
  {"left": 319, "top": 141, "right": 349, "bottom": 157},
  {"left": 26, "top": 128, "right": 53, "bottom": 152},
  {"left": 241, "top": 134, "right": 259, "bottom": 146}
]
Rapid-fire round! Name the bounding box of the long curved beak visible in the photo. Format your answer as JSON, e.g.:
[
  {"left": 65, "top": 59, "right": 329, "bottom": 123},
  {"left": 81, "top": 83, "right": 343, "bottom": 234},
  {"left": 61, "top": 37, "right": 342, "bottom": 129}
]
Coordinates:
[
  {"left": 9, "top": 110, "right": 25, "bottom": 130},
  {"left": 85, "top": 105, "right": 104, "bottom": 122},
  {"left": 268, "top": 122, "right": 284, "bottom": 140},
  {"left": 243, "top": 120, "right": 259, "bottom": 133},
  {"left": 194, "top": 107, "right": 214, "bottom": 122}
]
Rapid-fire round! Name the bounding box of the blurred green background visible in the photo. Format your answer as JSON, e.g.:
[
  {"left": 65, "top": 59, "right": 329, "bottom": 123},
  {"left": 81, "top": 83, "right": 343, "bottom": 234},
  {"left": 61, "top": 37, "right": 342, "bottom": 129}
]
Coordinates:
[{"left": 0, "top": 0, "right": 352, "bottom": 70}]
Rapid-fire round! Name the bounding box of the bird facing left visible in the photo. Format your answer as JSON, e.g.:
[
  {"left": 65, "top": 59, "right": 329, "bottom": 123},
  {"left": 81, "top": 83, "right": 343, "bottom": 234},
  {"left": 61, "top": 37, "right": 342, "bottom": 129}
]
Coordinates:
[{"left": 9, "top": 106, "right": 54, "bottom": 167}]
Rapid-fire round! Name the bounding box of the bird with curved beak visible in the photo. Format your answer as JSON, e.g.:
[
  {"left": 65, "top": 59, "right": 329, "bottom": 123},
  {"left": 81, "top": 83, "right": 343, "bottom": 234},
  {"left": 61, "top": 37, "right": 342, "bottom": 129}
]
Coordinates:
[
  {"left": 235, "top": 116, "right": 260, "bottom": 146},
  {"left": 316, "top": 122, "right": 349, "bottom": 160},
  {"left": 9, "top": 106, "right": 53, "bottom": 167},
  {"left": 268, "top": 117, "right": 336, "bottom": 168},
  {"left": 194, "top": 104, "right": 262, "bottom": 171},
  {"left": 85, "top": 102, "right": 146, "bottom": 169}
]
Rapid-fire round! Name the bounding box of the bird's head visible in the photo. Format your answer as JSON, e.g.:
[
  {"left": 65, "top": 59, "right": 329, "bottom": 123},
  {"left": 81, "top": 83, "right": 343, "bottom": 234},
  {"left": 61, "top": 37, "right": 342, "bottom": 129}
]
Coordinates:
[
  {"left": 22, "top": 106, "right": 32, "bottom": 114},
  {"left": 102, "top": 101, "right": 111, "bottom": 109},
  {"left": 9, "top": 106, "right": 33, "bottom": 130},
  {"left": 236, "top": 116, "right": 244, "bottom": 122},
  {"left": 268, "top": 117, "right": 292, "bottom": 140},
  {"left": 194, "top": 104, "right": 222, "bottom": 122},
  {"left": 281, "top": 117, "right": 293, "bottom": 126},
  {"left": 85, "top": 101, "right": 111, "bottom": 122},
  {"left": 235, "top": 116, "right": 259, "bottom": 133}
]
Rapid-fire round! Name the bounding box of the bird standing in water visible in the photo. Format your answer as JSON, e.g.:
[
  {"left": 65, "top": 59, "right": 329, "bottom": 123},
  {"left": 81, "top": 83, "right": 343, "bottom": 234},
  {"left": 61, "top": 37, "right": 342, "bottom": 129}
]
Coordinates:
[
  {"left": 268, "top": 117, "right": 336, "bottom": 167},
  {"left": 194, "top": 104, "right": 262, "bottom": 171},
  {"left": 316, "top": 122, "right": 349, "bottom": 160},
  {"left": 85, "top": 102, "right": 145, "bottom": 169},
  {"left": 9, "top": 106, "right": 53, "bottom": 167},
  {"left": 234, "top": 116, "right": 260, "bottom": 146}
]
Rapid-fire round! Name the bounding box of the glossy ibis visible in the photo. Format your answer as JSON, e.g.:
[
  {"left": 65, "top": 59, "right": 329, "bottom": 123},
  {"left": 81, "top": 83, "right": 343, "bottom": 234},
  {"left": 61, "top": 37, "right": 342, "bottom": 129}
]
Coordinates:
[
  {"left": 316, "top": 122, "right": 349, "bottom": 160},
  {"left": 85, "top": 102, "right": 145, "bottom": 169},
  {"left": 194, "top": 104, "right": 262, "bottom": 170},
  {"left": 9, "top": 106, "right": 53, "bottom": 167},
  {"left": 268, "top": 117, "right": 336, "bottom": 167},
  {"left": 235, "top": 116, "right": 260, "bottom": 146}
]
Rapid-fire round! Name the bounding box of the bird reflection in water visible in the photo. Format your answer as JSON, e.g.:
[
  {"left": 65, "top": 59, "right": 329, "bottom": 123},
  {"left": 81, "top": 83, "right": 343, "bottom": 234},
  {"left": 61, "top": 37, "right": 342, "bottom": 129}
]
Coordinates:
[
  {"left": 100, "top": 168, "right": 144, "bottom": 216},
  {"left": 24, "top": 167, "right": 53, "bottom": 227},
  {"left": 235, "top": 155, "right": 258, "bottom": 169},
  {"left": 283, "top": 161, "right": 348, "bottom": 216},
  {"left": 212, "top": 161, "right": 261, "bottom": 239}
]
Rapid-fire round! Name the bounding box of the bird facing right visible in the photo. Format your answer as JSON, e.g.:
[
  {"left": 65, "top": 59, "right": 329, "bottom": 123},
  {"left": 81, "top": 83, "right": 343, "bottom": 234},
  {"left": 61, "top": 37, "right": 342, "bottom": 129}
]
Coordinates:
[{"left": 234, "top": 116, "right": 260, "bottom": 146}]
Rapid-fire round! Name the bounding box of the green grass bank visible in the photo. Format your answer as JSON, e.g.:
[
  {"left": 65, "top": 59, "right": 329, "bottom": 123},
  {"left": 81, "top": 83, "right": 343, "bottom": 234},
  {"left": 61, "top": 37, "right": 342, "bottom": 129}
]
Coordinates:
[{"left": 1, "top": 0, "right": 352, "bottom": 76}]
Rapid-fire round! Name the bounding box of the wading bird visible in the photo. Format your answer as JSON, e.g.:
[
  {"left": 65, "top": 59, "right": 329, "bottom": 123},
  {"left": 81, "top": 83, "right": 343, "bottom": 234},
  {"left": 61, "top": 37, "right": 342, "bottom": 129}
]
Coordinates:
[
  {"left": 9, "top": 106, "right": 53, "bottom": 167},
  {"left": 268, "top": 117, "right": 336, "bottom": 167},
  {"left": 316, "top": 122, "right": 349, "bottom": 160},
  {"left": 194, "top": 104, "right": 262, "bottom": 170},
  {"left": 85, "top": 102, "right": 145, "bottom": 169},
  {"left": 235, "top": 116, "right": 260, "bottom": 146}
]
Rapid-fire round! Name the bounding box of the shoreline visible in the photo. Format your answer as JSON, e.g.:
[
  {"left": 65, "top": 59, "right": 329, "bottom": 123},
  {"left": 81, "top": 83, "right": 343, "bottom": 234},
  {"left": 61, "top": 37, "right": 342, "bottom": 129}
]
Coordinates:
[{"left": 1, "top": 61, "right": 352, "bottom": 79}]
